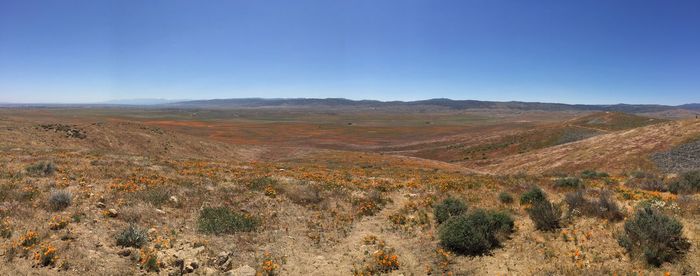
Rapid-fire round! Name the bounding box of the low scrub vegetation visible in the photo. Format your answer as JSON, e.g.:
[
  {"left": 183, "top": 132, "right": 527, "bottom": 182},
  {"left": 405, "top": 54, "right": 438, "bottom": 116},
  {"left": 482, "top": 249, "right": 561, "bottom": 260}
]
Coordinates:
[
  {"left": 580, "top": 170, "right": 609, "bottom": 179},
  {"left": 48, "top": 190, "right": 72, "bottom": 211},
  {"left": 198, "top": 207, "right": 258, "bottom": 235},
  {"left": 520, "top": 186, "right": 547, "bottom": 205},
  {"left": 617, "top": 207, "right": 691, "bottom": 267},
  {"left": 116, "top": 224, "right": 148, "bottom": 248},
  {"left": 498, "top": 192, "right": 513, "bottom": 204},
  {"left": 564, "top": 190, "right": 624, "bottom": 221},
  {"left": 433, "top": 197, "right": 467, "bottom": 224},
  {"left": 526, "top": 199, "right": 562, "bottom": 231},
  {"left": 626, "top": 172, "right": 666, "bottom": 192},
  {"left": 25, "top": 161, "right": 56, "bottom": 177},
  {"left": 554, "top": 177, "right": 583, "bottom": 189},
  {"left": 438, "top": 210, "right": 514, "bottom": 256},
  {"left": 669, "top": 170, "right": 700, "bottom": 194}
]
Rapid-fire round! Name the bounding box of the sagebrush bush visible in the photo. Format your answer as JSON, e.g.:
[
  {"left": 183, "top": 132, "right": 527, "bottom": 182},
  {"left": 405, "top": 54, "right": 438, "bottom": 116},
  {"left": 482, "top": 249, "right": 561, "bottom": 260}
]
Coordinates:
[
  {"left": 554, "top": 177, "right": 583, "bottom": 189},
  {"left": 438, "top": 210, "right": 514, "bottom": 256},
  {"left": 626, "top": 172, "right": 667, "bottom": 192},
  {"left": 617, "top": 207, "right": 690, "bottom": 267},
  {"left": 581, "top": 170, "right": 609, "bottom": 179},
  {"left": 526, "top": 199, "right": 561, "bottom": 231},
  {"left": 115, "top": 224, "right": 147, "bottom": 248},
  {"left": 498, "top": 192, "right": 513, "bottom": 204},
  {"left": 669, "top": 170, "right": 700, "bottom": 194},
  {"left": 25, "top": 161, "right": 56, "bottom": 177},
  {"left": 565, "top": 190, "right": 623, "bottom": 221},
  {"left": 48, "top": 190, "right": 72, "bottom": 211},
  {"left": 434, "top": 197, "right": 467, "bottom": 224},
  {"left": 520, "top": 186, "right": 547, "bottom": 205},
  {"left": 198, "top": 207, "right": 258, "bottom": 235}
]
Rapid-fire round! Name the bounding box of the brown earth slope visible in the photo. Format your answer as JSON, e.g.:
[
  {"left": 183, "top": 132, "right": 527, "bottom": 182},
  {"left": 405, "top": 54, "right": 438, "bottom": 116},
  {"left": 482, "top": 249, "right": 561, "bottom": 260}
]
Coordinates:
[{"left": 485, "top": 119, "right": 700, "bottom": 174}]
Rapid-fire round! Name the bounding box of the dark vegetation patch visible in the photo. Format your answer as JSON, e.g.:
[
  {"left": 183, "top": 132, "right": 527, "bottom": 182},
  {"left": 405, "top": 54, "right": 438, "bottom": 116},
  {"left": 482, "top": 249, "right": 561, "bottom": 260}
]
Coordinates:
[
  {"left": 116, "top": 224, "right": 148, "bottom": 248},
  {"left": 554, "top": 177, "right": 583, "bottom": 189},
  {"left": 520, "top": 186, "right": 547, "bottom": 205},
  {"left": 38, "top": 124, "right": 87, "bottom": 139},
  {"left": 651, "top": 138, "right": 700, "bottom": 172},
  {"left": 625, "top": 172, "right": 667, "bottom": 192},
  {"left": 438, "top": 209, "right": 514, "bottom": 256}
]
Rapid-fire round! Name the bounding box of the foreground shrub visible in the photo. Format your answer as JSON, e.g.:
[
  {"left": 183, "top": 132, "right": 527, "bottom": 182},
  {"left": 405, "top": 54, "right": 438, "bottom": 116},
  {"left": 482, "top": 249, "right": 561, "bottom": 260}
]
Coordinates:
[
  {"left": 554, "top": 177, "right": 583, "bottom": 189},
  {"left": 116, "top": 224, "right": 147, "bottom": 248},
  {"left": 438, "top": 210, "right": 514, "bottom": 255},
  {"left": 48, "top": 190, "right": 72, "bottom": 211},
  {"left": 617, "top": 207, "right": 690, "bottom": 267},
  {"left": 498, "top": 192, "right": 513, "bottom": 204},
  {"left": 526, "top": 199, "right": 561, "bottom": 231},
  {"left": 520, "top": 186, "right": 547, "bottom": 205},
  {"left": 25, "top": 161, "right": 56, "bottom": 177},
  {"left": 434, "top": 197, "right": 467, "bottom": 224},
  {"left": 198, "top": 207, "right": 258, "bottom": 234},
  {"left": 669, "top": 170, "right": 700, "bottom": 194}
]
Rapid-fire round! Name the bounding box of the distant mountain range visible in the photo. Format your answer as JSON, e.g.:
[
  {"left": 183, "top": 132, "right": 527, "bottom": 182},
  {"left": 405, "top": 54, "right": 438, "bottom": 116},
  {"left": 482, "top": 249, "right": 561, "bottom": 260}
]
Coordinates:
[{"left": 167, "top": 98, "right": 700, "bottom": 113}]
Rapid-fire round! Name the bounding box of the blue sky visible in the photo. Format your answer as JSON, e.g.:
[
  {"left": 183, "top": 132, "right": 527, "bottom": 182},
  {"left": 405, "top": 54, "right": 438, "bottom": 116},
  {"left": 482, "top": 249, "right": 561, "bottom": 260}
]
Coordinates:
[{"left": 1, "top": 0, "right": 699, "bottom": 104}]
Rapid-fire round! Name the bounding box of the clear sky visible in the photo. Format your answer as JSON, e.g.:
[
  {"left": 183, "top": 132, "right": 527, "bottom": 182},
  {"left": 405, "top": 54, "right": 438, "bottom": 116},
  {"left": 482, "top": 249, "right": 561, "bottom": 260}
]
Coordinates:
[{"left": 1, "top": 0, "right": 699, "bottom": 104}]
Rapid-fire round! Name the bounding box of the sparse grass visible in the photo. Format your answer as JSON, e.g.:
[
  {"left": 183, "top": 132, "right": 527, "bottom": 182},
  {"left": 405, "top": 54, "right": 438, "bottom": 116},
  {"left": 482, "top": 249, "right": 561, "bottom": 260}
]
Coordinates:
[
  {"left": 438, "top": 209, "right": 514, "bottom": 256},
  {"left": 138, "top": 186, "right": 170, "bottom": 207},
  {"left": 433, "top": 197, "right": 467, "bottom": 224},
  {"left": 626, "top": 172, "right": 666, "bottom": 192},
  {"left": 25, "top": 161, "right": 56, "bottom": 177},
  {"left": 520, "top": 186, "right": 547, "bottom": 205},
  {"left": 617, "top": 207, "right": 690, "bottom": 267},
  {"left": 198, "top": 207, "right": 258, "bottom": 235},
  {"left": 526, "top": 199, "right": 561, "bottom": 232},
  {"left": 116, "top": 224, "right": 148, "bottom": 248},
  {"left": 48, "top": 190, "right": 72, "bottom": 211}
]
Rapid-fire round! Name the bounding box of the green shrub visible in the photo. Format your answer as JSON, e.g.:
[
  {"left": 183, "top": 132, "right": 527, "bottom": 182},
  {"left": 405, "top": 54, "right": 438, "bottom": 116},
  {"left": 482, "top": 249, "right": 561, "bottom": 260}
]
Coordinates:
[
  {"left": 565, "top": 190, "right": 623, "bottom": 221},
  {"left": 498, "top": 192, "right": 513, "bottom": 204},
  {"left": 554, "top": 177, "right": 583, "bottom": 189},
  {"left": 617, "top": 207, "right": 690, "bottom": 267},
  {"left": 438, "top": 210, "right": 514, "bottom": 256},
  {"left": 48, "top": 190, "right": 72, "bottom": 211},
  {"left": 669, "top": 170, "right": 700, "bottom": 194},
  {"left": 433, "top": 197, "right": 467, "bottom": 224},
  {"left": 116, "top": 224, "right": 148, "bottom": 248},
  {"left": 198, "top": 207, "right": 258, "bottom": 235},
  {"left": 25, "top": 161, "right": 56, "bottom": 177},
  {"left": 520, "top": 186, "right": 547, "bottom": 205},
  {"left": 526, "top": 199, "right": 561, "bottom": 231}
]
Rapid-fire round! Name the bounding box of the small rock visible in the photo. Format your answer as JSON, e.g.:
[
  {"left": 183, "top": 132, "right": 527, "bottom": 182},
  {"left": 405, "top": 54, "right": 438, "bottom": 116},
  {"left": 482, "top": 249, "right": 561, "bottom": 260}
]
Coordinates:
[
  {"left": 107, "top": 208, "right": 118, "bottom": 217},
  {"left": 216, "top": 252, "right": 229, "bottom": 266},
  {"left": 190, "top": 260, "right": 199, "bottom": 269},
  {"left": 201, "top": 267, "right": 218, "bottom": 276},
  {"left": 148, "top": 228, "right": 157, "bottom": 235},
  {"left": 184, "top": 264, "right": 195, "bottom": 273},
  {"left": 96, "top": 202, "right": 106, "bottom": 209},
  {"left": 169, "top": 196, "right": 179, "bottom": 204},
  {"left": 118, "top": 249, "right": 131, "bottom": 257},
  {"left": 156, "top": 209, "right": 166, "bottom": 215}
]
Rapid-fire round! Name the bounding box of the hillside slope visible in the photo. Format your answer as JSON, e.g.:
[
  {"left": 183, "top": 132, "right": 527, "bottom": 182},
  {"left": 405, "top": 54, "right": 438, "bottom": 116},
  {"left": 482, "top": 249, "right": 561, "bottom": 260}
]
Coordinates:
[{"left": 485, "top": 119, "right": 700, "bottom": 174}]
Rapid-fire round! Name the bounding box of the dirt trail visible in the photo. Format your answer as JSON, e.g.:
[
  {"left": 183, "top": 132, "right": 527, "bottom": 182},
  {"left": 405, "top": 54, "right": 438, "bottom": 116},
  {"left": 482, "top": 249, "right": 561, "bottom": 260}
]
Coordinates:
[{"left": 283, "top": 192, "right": 423, "bottom": 275}]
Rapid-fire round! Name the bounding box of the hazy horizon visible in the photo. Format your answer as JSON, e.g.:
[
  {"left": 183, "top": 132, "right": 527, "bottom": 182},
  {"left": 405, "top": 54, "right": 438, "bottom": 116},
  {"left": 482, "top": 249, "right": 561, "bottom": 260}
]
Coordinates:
[{"left": 2, "top": 1, "right": 699, "bottom": 105}]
